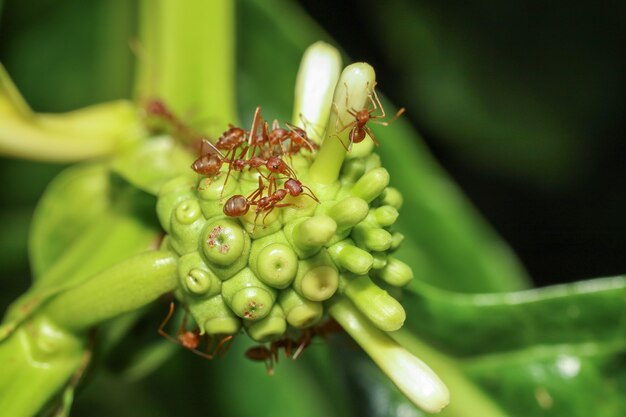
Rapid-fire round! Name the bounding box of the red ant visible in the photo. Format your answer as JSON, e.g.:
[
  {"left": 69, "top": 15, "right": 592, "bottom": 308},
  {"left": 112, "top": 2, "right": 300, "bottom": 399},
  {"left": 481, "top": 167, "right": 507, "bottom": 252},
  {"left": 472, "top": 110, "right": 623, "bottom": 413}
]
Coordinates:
[
  {"left": 245, "top": 319, "right": 343, "bottom": 375},
  {"left": 263, "top": 120, "right": 317, "bottom": 157},
  {"left": 334, "top": 83, "right": 405, "bottom": 151},
  {"left": 158, "top": 302, "right": 234, "bottom": 360},
  {"left": 191, "top": 139, "right": 227, "bottom": 178},
  {"left": 144, "top": 98, "right": 203, "bottom": 144},
  {"left": 223, "top": 176, "right": 318, "bottom": 224}
]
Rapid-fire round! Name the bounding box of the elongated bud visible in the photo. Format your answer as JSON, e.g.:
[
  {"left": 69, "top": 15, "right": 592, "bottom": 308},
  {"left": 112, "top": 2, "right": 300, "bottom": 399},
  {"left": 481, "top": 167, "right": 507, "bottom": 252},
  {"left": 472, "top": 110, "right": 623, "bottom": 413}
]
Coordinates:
[
  {"left": 340, "top": 158, "right": 366, "bottom": 183},
  {"left": 329, "top": 298, "right": 449, "bottom": 413},
  {"left": 328, "top": 240, "right": 374, "bottom": 275},
  {"left": 377, "top": 256, "right": 413, "bottom": 287},
  {"left": 310, "top": 63, "right": 376, "bottom": 184},
  {"left": 341, "top": 274, "right": 405, "bottom": 332},
  {"left": 244, "top": 304, "right": 287, "bottom": 342},
  {"left": 381, "top": 187, "right": 403, "bottom": 210},
  {"left": 371, "top": 252, "right": 388, "bottom": 270},
  {"left": 292, "top": 41, "right": 342, "bottom": 142},
  {"left": 353, "top": 224, "right": 393, "bottom": 252},
  {"left": 178, "top": 252, "right": 221, "bottom": 297},
  {"left": 278, "top": 289, "right": 323, "bottom": 328},
  {"left": 390, "top": 232, "right": 404, "bottom": 251},
  {"left": 373, "top": 205, "right": 399, "bottom": 227},
  {"left": 327, "top": 197, "right": 369, "bottom": 230},
  {"left": 351, "top": 167, "right": 389, "bottom": 203},
  {"left": 293, "top": 250, "right": 339, "bottom": 301},
  {"left": 221, "top": 268, "right": 276, "bottom": 321},
  {"left": 289, "top": 215, "right": 336, "bottom": 256}
]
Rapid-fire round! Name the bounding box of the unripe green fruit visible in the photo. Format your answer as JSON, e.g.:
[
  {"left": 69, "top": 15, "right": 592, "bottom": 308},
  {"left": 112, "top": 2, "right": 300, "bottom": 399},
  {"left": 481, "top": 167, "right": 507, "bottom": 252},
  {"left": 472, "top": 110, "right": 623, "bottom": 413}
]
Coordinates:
[
  {"left": 222, "top": 268, "right": 276, "bottom": 321},
  {"left": 170, "top": 199, "right": 206, "bottom": 255},
  {"left": 293, "top": 250, "right": 339, "bottom": 301},
  {"left": 244, "top": 305, "right": 287, "bottom": 342},
  {"left": 178, "top": 252, "right": 221, "bottom": 297},
  {"left": 278, "top": 289, "right": 323, "bottom": 328},
  {"left": 187, "top": 295, "right": 240, "bottom": 336},
  {"left": 156, "top": 176, "right": 196, "bottom": 232}
]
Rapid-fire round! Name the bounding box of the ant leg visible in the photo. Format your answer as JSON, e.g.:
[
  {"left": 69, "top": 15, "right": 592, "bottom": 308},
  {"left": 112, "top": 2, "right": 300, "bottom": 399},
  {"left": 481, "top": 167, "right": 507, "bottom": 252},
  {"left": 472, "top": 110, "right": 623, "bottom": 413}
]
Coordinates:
[
  {"left": 363, "top": 126, "right": 380, "bottom": 146},
  {"left": 158, "top": 302, "right": 179, "bottom": 344},
  {"left": 293, "top": 329, "right": 312, "bottom": 360},
  {"left": 370, "top": 107, "right": 406, "bottom": 126},
  {"left": 247, "top": 176, "right": 266, "bottom": 202},
  {"left": 214, "top": 335, "right": 235, "bottom": 357},
  {"left": 368, "top": 86, "right": 385, "bottom": 118}
]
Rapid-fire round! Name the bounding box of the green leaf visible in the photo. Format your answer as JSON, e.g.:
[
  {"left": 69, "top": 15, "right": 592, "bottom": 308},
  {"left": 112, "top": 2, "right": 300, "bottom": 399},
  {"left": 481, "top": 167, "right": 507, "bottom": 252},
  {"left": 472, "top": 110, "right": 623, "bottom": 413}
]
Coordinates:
[
  {"left": 2, "top": 162, "right": 161, "bottom": 341},
  {"left": 399, "top": 276, "right": 626, "bottom": 417},
  {"left": 29, "top": 163, "right": 112, "bottom": 278},
  {"left": 403, "top": 276, "right": 626, "bottom": 356}
]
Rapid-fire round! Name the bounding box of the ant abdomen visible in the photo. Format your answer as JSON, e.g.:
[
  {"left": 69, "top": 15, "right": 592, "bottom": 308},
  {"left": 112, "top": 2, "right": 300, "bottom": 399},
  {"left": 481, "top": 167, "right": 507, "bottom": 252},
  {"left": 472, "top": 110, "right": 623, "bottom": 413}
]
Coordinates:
[{"left": 223, "top": 195, "right": 250, "bottom": 217}]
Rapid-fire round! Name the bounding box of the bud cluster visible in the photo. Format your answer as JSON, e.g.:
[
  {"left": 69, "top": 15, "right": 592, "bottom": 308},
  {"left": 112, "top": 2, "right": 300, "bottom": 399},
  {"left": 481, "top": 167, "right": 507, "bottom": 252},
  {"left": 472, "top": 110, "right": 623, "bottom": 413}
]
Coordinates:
[{"left": 156, "top": 139, "right": 412, "bottom": 348}]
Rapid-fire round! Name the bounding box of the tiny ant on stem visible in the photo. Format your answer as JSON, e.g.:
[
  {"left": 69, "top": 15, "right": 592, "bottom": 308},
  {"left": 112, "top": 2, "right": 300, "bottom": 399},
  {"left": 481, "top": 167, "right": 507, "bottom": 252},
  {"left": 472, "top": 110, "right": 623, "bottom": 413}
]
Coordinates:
[{"left": 333, "top": 82, "right": 405, "bottom": 151}]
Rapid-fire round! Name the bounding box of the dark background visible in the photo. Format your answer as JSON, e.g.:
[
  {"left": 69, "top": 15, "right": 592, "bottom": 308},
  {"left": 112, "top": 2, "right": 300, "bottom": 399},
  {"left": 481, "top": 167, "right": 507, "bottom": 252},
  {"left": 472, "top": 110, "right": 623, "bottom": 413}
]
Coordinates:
[
  {"left": 1, "top": 0, "right": 625, "bottom": 291},
  {"left": 298, "top": 0, "right": 626, "bottom": 286}
]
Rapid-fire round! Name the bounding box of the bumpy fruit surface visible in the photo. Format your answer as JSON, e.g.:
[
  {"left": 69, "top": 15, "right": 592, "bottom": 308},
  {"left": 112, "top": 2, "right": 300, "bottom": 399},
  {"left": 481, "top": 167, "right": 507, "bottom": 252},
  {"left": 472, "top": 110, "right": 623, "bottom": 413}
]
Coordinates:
[{"left": 157, "top": 149, "right": 412, "bottom": 343}]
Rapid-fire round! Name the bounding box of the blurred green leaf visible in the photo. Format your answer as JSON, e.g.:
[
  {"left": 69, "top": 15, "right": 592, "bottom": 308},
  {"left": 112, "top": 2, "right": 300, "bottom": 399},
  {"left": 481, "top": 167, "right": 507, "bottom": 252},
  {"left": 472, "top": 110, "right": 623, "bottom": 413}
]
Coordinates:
[{"left": 110, "top": 135, "right": 195, "bottom": 196}]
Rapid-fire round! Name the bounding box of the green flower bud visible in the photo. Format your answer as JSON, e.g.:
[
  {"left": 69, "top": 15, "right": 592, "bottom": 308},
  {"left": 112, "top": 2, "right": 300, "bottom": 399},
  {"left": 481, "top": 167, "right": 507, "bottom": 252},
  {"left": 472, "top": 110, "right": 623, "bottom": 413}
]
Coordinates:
[
  {"left": 285, "top": 216, "right": 335, "bottom": 258},
  {"left": 244, "top": 304, "right": 287, "bottom": 342},
  {"left": 377, "top": 256, "right": 413, "bottom": 287},
  {"left": 178, "top": 252, "right": 221, "bottom": 297},
  {"left": 221, "top": 268, "right": 276, "bottom": 321},
  {"left": 352, "top": 224, "right": 392, "bottom": 252},
  {"left": 340, "top": 158, "right": 366, "bottom": 184},
  {"left": 200, "top": 218, "right": 250, "bottom": 279},
  {"left": 371, "top": 252, "right": 388, "bottom": 270},
  {"left": 351, "top": 167, "right": 390, "bottom": 203},
  {"left": 328, "top": 240, "right": 374, "bottom": 275},
  {"left": 373, "top": 205, "right": 399, "bottom": 227},
  {"left": 188, "top": 295, "right": 241, "bottom": 336},
  {"left": 278, "top": 289, "right": 323, "bottom": 328},
  {"left": 292, "top": 215, "right": 337, "bottom": 252},
  {"left": 341, "top": 274, "right": 406, "bottom": 332},
  {"left": 170, "top": 199, "right": 206, "bottom": 255},
  {"left": 293, "top": 250, "right": 339, "bottom": 301},
  {"left": 327, "top": 196, "right": 369, "bottom": 230},
  {"left": 381, "top": 187, "right": 403, "bottom": 210},
  {"left": 390, "top": 232, "right": 404, "bottom": 251},
  {"left": 363, "top": 152, "right": 381, "bottom": 172}
]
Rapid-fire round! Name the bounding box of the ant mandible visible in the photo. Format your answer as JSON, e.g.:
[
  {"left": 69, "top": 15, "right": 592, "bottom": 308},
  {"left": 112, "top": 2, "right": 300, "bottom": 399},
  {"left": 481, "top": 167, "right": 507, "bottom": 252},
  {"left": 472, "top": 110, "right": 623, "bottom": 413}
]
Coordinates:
[{"left": 334, "top": 82, "right": 405, "bottom": 151}]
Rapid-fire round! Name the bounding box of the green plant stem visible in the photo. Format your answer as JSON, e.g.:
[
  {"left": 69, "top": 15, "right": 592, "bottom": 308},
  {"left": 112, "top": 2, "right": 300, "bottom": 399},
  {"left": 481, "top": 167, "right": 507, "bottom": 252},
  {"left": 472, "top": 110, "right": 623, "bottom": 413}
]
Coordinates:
[
  {"left": 137, "top": 0, "right": 237, "bottom": 135},
  {"left": 41, "top": 251, "right": 177, "bottom": 333}
]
